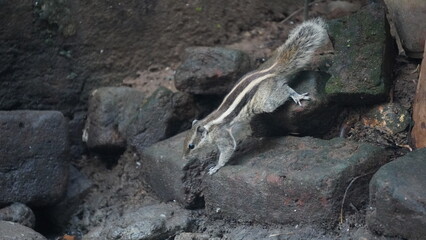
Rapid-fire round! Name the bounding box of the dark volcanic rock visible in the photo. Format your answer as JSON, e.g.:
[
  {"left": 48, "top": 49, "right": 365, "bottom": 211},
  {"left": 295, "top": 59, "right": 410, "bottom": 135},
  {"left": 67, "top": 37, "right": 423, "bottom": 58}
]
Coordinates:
[
  {"left": 0, "top": 221, "right": 47, "bottom": 240},
  {"left": 83, "top": 87, "right": 198, "bottom": 151},
  {"left": 0, "top": 111, "right": 69, "bottom": 207},
  {"left": 127, "top": 87, "right": 198, "bottom": 148},
  {"left": 83, "top": 87, "right": 146, "bottom": 150},
  {"left": 175, "top": 47, "right": 251, "bottom": 95},
  {"left": 83, "top": 203, "right": 191, "bottom": 240},
  {"left": 203, "top": 136, "right": 389, "bottom": 228},
  {"left": 367, "top": 148, "right": 426, "bottom": 240},
  {"left": 0, "top": 203, "right": 36, "bottom": 229},
  {"left": 384, "top": 0, "right": 426, "bottom": 58},
  {"left": 138, "top": 132, "right": 213, "bottom": 208},
  {"left": 139, "top": 131, "right": 391, "bottom": 228},
  {"left": 324, "top": 3, "right": 394, "bottom": 105},
  {"left": 47, "top": 166, "right": 93, "bottom": 229}
]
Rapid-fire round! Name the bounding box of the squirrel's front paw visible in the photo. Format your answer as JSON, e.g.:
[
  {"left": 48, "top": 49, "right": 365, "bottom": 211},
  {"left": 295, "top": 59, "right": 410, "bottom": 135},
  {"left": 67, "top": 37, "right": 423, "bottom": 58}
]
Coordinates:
[{"left": 208, "top": 166, "right": 220, "bottom": 175}]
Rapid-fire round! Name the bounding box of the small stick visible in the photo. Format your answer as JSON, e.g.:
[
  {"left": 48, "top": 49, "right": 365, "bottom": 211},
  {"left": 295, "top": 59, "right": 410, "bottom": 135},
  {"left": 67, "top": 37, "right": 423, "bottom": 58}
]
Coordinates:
[
  {"left": 304, "top": 0, "right": 310, "bottom": 20},
  {"left": 339, "top": 172, "right": 372, "bottom": 224},
  {"left": 280, "top": 0, "right": 322, "bottom": 24}
]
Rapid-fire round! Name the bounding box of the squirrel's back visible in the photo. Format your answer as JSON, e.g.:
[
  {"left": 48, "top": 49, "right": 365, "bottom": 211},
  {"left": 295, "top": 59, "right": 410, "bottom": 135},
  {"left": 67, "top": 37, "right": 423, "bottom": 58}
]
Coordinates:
[{"left": 201, "top": 18, "right": 328, "bottom": 127}]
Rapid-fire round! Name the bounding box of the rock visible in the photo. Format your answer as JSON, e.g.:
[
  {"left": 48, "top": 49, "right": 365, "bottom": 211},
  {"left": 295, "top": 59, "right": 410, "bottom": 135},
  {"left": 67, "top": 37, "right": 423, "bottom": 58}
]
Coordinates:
[
  {"left": 411, "top": 42, "right": 426, "bottom": 148},
  {"left": 83, "top": 87, "right": 146, "bottom": 151},
  {"left": 126, "top": 87, "right": 198, "bottom": 148},
  {"left": 83, "top": 203, "right": 191, "bottom": 240},
  {"left": 0, "top": 221, "right": 47, "bottom": 240},
  {"left": 174, "top": 233, "right": 212, "bottom": 240},
  {"left": 361, "top": 103, "right": 410, "bottom": 134},
  {"left": 325, "top": 3, "right": 393, "bottom": 105},
  {"left": 83, "top": 87, "right": 198, "bottom": 151},
  {"left": 47, "top": 165, "right": 93, "bottom": 229},
  {"left": 384, "top": 0, "right": 426, "bottom": 58},
  {"left": 138, "top": 132, "right": 207, "bottom": 208},
  {"left": 367, "top": 148, "right": 426, "bottom": 240},
  {"left": 0, "top": 203, "right": 36, "bottom": 229},
  {"left": 175, "top": 47, "right": 251, "bottom": 95},
  {"left": 253, "top": 71, "right": 342, "bottom": 137},
  {"left": 203, "top": 136, "right": 389, "bottom": 228},
  {"left": 0, "top": 111, "right": 69, "bottom": 207},
  {"left": 68, "top": 111, "right": 88, "bottom": 159},
  {"left": 327, "top": 1, "right": 361, "bottom": 18}
]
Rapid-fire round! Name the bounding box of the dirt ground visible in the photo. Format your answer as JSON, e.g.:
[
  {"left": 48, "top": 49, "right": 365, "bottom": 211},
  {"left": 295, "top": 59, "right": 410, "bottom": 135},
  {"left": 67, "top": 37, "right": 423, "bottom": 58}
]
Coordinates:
[{"left": 60, "top": 0, "right": 420, "bottom": 239}]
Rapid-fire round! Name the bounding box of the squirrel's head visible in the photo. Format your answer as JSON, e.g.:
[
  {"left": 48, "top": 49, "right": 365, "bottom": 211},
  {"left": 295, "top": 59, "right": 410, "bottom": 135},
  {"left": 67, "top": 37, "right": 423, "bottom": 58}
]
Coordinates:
[{"left": 183, "top": 119, "right": 208, "bottom": 156}]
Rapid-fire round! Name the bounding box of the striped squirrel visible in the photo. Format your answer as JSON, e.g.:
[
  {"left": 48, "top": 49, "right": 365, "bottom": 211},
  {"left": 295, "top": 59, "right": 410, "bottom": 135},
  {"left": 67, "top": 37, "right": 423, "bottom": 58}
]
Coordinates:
[{"left": 183, "top": 18, "right": 328, "bottom": 175}]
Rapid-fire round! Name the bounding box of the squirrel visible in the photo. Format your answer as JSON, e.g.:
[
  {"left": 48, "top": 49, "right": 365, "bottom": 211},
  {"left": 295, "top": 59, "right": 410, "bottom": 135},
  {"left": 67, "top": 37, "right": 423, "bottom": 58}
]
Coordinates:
[{"left": 183, "top": 18, "right": 328, "bottom": 175}]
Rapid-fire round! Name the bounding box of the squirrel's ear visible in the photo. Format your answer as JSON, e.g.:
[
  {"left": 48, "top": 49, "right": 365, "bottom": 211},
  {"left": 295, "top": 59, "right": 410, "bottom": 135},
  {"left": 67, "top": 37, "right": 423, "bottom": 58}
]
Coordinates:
[{"left": 192, "top": 119, "right": 198, "bottom": 127}]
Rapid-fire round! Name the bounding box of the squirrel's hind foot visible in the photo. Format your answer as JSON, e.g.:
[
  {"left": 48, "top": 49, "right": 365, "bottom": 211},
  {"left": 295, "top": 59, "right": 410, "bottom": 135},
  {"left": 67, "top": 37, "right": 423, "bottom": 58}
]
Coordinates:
[{"left": 290, "top": 92, "right": 310, "bottom": 106}]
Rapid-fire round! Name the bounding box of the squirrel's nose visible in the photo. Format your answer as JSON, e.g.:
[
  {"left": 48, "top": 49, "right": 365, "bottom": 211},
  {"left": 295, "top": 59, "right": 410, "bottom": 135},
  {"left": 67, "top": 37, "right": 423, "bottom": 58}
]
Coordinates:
[{"left": 188, "top": 143, "right": 195, "bottom": 149}]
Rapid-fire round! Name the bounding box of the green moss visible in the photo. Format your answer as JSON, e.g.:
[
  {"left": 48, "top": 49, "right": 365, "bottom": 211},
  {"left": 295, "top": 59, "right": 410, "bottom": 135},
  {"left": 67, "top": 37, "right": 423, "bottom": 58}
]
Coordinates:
[{"left": 324, "top": 4, "right": 389, "bottom": 101}]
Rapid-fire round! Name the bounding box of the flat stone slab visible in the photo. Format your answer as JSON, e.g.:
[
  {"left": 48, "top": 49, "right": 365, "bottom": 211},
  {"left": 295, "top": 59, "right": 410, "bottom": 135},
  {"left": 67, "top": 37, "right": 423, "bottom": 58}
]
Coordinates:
[
  {"left": 203, "top": 136, "right": 389, "bottom": 228},
  {"left": 139, "top": 132, "right": 390, "bottom": 229},
  {"left": 0, "top": 110, "right": 69, "bottom": 207},
  {"left": 367, "top": 148, "right": 426, "bottom": 240}
]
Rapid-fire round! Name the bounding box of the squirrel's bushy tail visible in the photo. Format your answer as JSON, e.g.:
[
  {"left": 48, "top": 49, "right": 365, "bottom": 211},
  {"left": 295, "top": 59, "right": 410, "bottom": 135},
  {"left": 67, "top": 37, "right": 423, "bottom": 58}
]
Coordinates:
[{"left": 274, "top": 18, "right": 328, "bottom": 74}]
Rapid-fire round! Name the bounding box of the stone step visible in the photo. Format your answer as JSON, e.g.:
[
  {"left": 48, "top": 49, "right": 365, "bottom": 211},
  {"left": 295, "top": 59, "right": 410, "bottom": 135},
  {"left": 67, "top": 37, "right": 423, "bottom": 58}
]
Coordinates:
[
  {"left": 203, "top": 136, "right": 389, "bottom": 228},
  {"left": 139, "top": 132, "right": 390, "bottom": 228}
]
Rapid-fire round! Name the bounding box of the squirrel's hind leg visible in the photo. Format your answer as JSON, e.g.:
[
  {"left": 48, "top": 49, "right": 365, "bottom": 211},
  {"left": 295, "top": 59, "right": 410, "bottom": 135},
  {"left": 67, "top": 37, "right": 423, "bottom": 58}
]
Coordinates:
[{"left": 288, "top": 86, "right": 310, "bottom": 106}]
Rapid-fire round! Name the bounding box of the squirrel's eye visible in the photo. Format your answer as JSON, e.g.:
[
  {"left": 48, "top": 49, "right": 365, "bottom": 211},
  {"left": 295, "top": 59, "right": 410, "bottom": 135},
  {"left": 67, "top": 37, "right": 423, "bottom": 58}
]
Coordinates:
[
  {"left": 197, "top": 126, "right": 205, "bottom": 133},
  {"left": 188, "top": 143, "right": 195, "bottom": 149}
]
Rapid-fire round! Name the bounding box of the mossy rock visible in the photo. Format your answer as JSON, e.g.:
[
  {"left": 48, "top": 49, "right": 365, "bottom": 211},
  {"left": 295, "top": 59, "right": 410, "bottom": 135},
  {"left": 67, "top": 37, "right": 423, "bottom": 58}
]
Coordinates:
[{"left": 325, "top": 3, "right": 394, "bottom": 105}]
